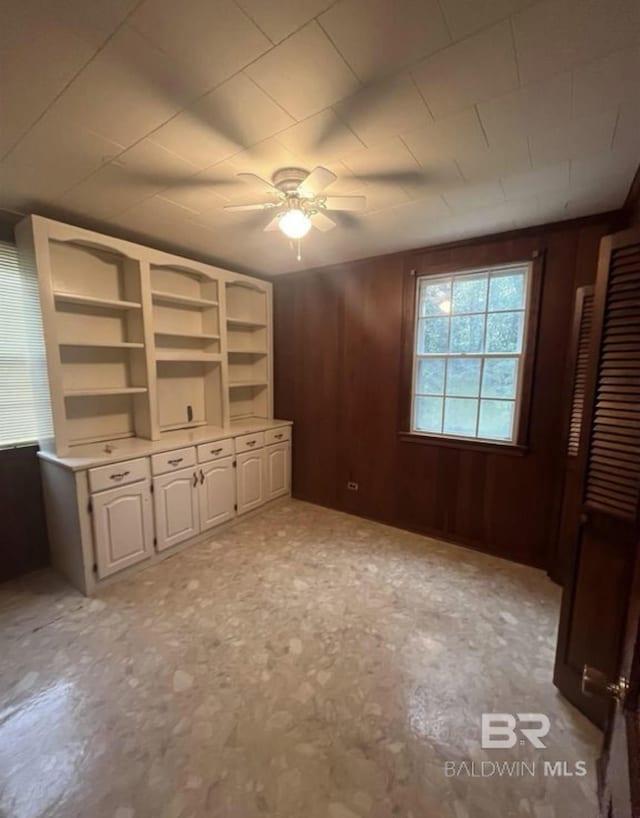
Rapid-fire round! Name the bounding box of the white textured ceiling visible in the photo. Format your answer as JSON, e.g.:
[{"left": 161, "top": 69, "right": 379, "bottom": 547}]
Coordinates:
[{"left": 1, "top": 0, "right": 639, "bottom": 274}]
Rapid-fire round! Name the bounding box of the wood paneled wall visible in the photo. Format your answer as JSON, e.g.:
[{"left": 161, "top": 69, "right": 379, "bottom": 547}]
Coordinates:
[
  {"left": 273, "top": 215, "right": 618, "bottom": 569},
  {"left": 0, "top": 446, "right": 49, "bottom": 582},
  {"left": 627, "top": 168, "right": 640, "bottom": 227}
]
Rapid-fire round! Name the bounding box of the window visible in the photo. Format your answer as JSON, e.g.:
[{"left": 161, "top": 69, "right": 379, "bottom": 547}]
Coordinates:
[
  {"left": 0, "top": 240, "right": 52, "bottom": 447},
  {"left": 411, "top": 263, "right": 532, "bottom": 444}
]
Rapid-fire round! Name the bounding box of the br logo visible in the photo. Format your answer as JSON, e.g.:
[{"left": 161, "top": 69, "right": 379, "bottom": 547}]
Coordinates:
[{"left": 481, "top": 713, "right": 551, "bottom": 749}]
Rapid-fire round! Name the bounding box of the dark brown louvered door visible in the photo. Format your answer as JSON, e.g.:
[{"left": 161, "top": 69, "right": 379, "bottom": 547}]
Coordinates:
[
  {"left": 551, "top": 286, "right": 595, "bottom": 583},
  {"left": 554, "top": 227, "right": 640, "bottom": 730},
  {"left": 584, "top": 242, "right": 640, "bottom": 518},
  {"left": 568, "top": 287, "right": 595, "bottom": 458}
]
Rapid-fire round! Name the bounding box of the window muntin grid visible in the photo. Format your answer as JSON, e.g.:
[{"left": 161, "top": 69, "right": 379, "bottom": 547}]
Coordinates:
[{"left": 411, "top": 264, "right": 531, "bottom": 443}]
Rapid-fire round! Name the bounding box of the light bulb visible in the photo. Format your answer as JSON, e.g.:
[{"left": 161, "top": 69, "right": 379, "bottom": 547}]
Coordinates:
[{"left": 279, "top": 208, "right": 311, "bottom": 239}]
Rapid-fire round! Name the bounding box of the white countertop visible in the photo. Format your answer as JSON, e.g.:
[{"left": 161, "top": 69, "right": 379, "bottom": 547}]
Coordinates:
[{"left": 38, "top": 418, "right": 293, "bottom": 471}]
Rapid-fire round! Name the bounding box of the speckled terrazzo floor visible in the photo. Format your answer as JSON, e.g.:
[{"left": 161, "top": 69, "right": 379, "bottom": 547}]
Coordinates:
[{"left": 0, "top": 499, "right": 600, "bottom": 818}]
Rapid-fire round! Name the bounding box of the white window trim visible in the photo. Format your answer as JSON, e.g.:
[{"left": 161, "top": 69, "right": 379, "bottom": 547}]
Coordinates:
[{"left": 410, "top": 261, "right": 534, "bottom": 445}]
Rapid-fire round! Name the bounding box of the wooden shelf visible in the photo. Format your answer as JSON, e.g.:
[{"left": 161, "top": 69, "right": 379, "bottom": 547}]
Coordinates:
[
  {"left": 227, "top": 317, "right": 267, "bottom": 329},
  {"left": 17, "top": 216, "right": 276, "bottom": 465},
  {"left": 68, "top": 431, "right": 135, "bottom": 448},
  {"left": 154, "top": 330, "right": 220, "bottom": 341},
  {"left": 229, "top": 381, "right": 268, "bottom": 388},
  {"left": 159, "top": 420, "right": 208, "bottom": 432},
  {"left": 59, "top": 341, "right": 144, "bottom": 349},
  {"left": 63, "top": 387, "right": 149, "bottom": 398},
  {"left": 53, "top": 292, "right": 142, "bottom": 310},
  {"left": 155, "top": 352, "right": 222, "bottom": 363},
  {"left": 151, "top": 290, "right": 218, "bottom": 309}
]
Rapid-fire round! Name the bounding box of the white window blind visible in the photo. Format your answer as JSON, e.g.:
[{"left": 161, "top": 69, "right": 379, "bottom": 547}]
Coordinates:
[{"left": 0, "top": 240, "right": 52, "bottom": 447}]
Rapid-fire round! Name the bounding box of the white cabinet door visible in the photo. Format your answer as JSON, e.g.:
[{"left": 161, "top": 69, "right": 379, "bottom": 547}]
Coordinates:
[
  {"left": 236, "top": 450, "right": 266, "bottom": 515},
  {"left": 92, "top": 481, "right": 153, "bottom": 578},
  {"left": 265, "top": 443, "right": 290, "bottom": 501},
  {"left": 153, "top": 466, "right": 199, "bottom": 552},
  {"left": 198, "top": 456, "right": 236, "bottom": 531}
]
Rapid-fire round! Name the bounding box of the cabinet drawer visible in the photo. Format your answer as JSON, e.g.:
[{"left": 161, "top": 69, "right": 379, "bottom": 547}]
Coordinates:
[
  {"left": 89, "top": 458, "right": 149, "bottom": 493},
  {"left": 235, "top": 432, "right": 265, "bottom": 453},
  {"left": 265, "top": 426, "right": 290, "bottom": 445},
  {"left": 197, "top": 438, "right": 234, "bottom": 464},
  {"left": 151, "top": 446, "right": 196, "bottom": 476}
]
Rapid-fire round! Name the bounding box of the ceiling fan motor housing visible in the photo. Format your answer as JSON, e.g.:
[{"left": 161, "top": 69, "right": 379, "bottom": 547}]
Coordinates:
[{"left": 272, "top": 167, "right": 311, "bottom": 194}]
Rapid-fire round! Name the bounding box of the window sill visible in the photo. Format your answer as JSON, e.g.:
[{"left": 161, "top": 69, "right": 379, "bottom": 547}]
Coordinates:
[{"left": 398, "top": 431, "right": 528, "bottom": 456}]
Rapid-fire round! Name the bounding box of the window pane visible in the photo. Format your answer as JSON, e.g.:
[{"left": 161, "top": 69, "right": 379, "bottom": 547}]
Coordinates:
[
  {"left": 481, "top": 357, "right": 517, "bottom": 399},
  {"left": 488, "top": 271, "right": 525, "bottom": 311},
  {"left": 415, "top": 396, "right": 443, "bottom": 433},
  {"left": 417, "top": 317, "right": 449, "bottom": 353},
  {"left": 446, "top": 358, "right": 481, "bottom": 397},
  {"left": 419, "top": 279, "right": 452, "bottom": 316},
  {"left": 450, "top": 314, "right": 484, "bottom": 353},
  {"left": 416, "top": 358, "right": 445, "bottom": 394},
  {"left": 489, "top": 272, "right": 524, "bottom": 310},
  {"left": 485, "top": 312, "right": 523, "bottom": 353},
  {"left": 443, "top": 398, "right": 478, "bottom": 437},
  {"left": 451, "top": 274, "right": 487, "bottom": 314},
  {"left": 413, "top": 266, "right": 529, "bottom": 443},
  {"left": 478, "top": 399, "right": 514, "bottom": 440}
]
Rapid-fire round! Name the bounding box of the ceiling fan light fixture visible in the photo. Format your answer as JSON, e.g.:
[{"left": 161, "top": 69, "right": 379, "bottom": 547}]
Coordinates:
[{"left": 278, "top": 207, "right": 312, "bottom": 239}]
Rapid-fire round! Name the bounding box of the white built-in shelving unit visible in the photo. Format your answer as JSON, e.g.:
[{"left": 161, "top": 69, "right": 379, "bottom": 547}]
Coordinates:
[
  {"left": 14, "top": 216, "right": 291, "bottom": 596},
  {"left": 225, "top": 280, "right": 271, "bottom": 422},
  {"left": 15, "top": 216, "right": 274, "bottom": 457}
]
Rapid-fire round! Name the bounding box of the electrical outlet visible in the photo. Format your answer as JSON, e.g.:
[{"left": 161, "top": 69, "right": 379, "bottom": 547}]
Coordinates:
[{"left": 347, "top": 481, "right": 359, "bottom": 491}]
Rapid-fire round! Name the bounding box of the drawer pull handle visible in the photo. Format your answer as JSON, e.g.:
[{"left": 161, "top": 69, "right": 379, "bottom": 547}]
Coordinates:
[
  {"left": 110, "top": 471, "right": 130, "bottom": 481},
  {"left": 199, "top": 469, "right": 205, "bottom": 485},
  {"left": 274, "top": 433, "right": 283, "bottom": 439},
  {"left": 168, "top": 457, "right": 183, "bottom": 466},
  {"left": 246, "top": 440, "right": 257, "bottom": 447},
  {"left": 211, "top": 447, "right": 223, "bottom": 455},
  {"left": 193, "top": 472, "right": 198, "bottom": 487}
]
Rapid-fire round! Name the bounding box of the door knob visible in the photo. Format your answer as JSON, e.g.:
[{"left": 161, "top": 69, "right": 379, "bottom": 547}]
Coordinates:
[{"left": 582, "top": 665, "right": 629, "bottom": 703}]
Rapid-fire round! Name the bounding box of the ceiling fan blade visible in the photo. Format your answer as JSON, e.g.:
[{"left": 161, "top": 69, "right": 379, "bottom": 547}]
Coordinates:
[
  {"left": 110, "top": 166, "right": 241, "bottom": 190},
  {"left": 237, "top": 172, "right": 281, "bottom": 196},
  {"left": 298, "top": 166, "right": 337, "bottom": 196},
  {"left": 315, "top": 79, "right": 396, "bottom": 148},
  {"left": 264, "top": 215, "right": 281, "bottom": 232},
  {"left": 331, "top": 211, "right": 362, "bottom": 229},
  {"left": 356, "top": 170, "right": 427, "bottom": 186},
  {"left": 323, "top": 195, "right": 366, "bottom": 212},
  {"left": 224, "top": 202, "right": 276, "bottom": 212},
  {"left": 310, "top": 211, "right": 336, "bottom": 232}
]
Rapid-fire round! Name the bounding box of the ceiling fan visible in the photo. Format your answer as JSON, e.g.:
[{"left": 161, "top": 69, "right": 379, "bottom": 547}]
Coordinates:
[{"left": 224, "top": 166, "right": 366, "bottom": 255}]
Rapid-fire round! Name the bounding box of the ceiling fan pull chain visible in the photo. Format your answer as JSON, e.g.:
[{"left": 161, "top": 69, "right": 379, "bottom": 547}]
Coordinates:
[{"left": 297, "top": 238, "right": 302, "bottom": 262}]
